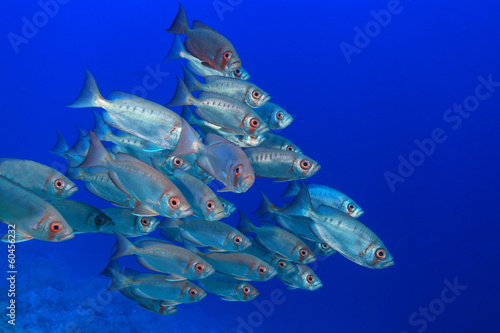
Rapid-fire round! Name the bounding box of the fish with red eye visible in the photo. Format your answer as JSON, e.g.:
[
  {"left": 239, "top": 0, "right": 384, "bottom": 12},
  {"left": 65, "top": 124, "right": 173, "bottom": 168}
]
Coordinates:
[
  {"left": 277, "top": 263, "right": 323, "bottom": 291},
  {"left": 159, "top": 217, "right": 251, "bottom": 252},
  {"left": 197, "top": 271, "right": 259, "bottom": 302},
  {"left": 253, "top": 102, "right": 294, "bottom": 130},
  {"left": 167, "top": 3, "right": 241, "bottom": 73},
  {"left": 51, "top": 200, "right": 114, "bottom": 234},
  {"left": 244, "top": 148, "right": 320, "bottom": 182},
  {"left": 101, "top": 208, "right": 161, "bottom": 237},
  {"left": 237, "top": 210, "right": 316, "bottom": 264}
]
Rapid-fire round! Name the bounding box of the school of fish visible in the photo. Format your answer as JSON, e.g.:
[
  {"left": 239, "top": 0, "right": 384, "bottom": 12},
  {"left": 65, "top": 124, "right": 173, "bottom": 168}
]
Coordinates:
[{"left": 0, "top": 3, "right": 394, "bottom": 316}]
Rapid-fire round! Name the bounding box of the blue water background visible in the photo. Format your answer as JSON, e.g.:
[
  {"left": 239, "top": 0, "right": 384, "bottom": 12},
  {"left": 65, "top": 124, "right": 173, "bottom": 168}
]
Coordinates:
[{"left": 1, "top": 0, "right": 500, "bottom": 332}]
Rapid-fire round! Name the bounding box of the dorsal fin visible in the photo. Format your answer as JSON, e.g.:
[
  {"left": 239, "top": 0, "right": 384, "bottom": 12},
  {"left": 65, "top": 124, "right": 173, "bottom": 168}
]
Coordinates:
[
  {"left": 205, "top": 133, "right": 230, "bottom": 146},
  {"left": 282, "top": 181, "right": 313, "bottom": 216},
  {"left": 192, "top": 20, "right": 219, "bottom": 33}
]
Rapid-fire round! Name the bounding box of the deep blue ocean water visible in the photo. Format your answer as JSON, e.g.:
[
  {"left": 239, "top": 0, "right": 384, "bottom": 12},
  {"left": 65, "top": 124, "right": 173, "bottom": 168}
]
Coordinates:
[{"left": 1, "top": 1, "right": 500, "bottom": 332}]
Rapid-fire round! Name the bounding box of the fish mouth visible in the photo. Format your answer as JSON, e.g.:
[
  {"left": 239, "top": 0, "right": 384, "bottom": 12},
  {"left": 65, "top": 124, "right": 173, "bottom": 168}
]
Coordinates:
[
  {"left": 211, "top": 209, "right": 226, "bottom": 221},
  {"left": 303, "top": 256, "right": 316, "bottom": 264},
  {"left": 178, "top": 206, "right": 193, "bottom": 218},
  {"left": 380, "top": 260, "right": 395, "bottom": 268},
  {"left": 204, "top": 266, "right": 215, "bottom": 278},
  {"left": 281, "top": 115, "right": 293, "bottom": 128},
  {"left": 268, "top": 269, "right": 277, "bottom": 279},
  {"left": 227, "top": 60, "right": 241, "bottom": 72},
  {"left": 260, "top": 95, "right": 271, "bottom": 106},
  {"left": 66, "top": 185, "right": 78, "bottom": 197},
  {"left": 311, "top": 281, "right": 323, "bottom": 290},
  {"left": 237, "top": 176, "right": 255, "bottom": 193},
  {"left": 240, "top": 241, "right": 252, "bottom": 251},
  {"left": 58, "top": 232, "right": 75, "bottom": 242},
  {"left": 310, "top": 164, "right": 321, "bottom": 176},
  {"left": 353, "top": 210, "right": 365, "bottom": 218}
]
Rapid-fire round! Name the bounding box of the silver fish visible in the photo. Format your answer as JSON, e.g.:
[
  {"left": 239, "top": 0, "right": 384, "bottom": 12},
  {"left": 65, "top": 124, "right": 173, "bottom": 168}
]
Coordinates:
[
  {"left": 281, "top": 181, "right": 364, "bottom": 218},
  {"left": 237, "top": 211, "right": 316, "bottom": 264},
  {"left": 242, "top": 240, "right": 296, "bottom": 276},
  {"left": 0, "top": 176, "right": 74, "bottom": 242},
  {"left": 186, "top": 242, "right": 276, "bottom": 281},
  {"left": 165, "top": 35, "right": 249, "bottom": 80},
  {"left": 182, "top": 106, "right": 264, "bottom": 148},
  {"left": 167, "top": 78, "right": 268, "bottom": 136},
  {"left": 245, "top": 148, "right": 320, "bottom": 182},
  {"left": 255, "top": 132, "right": 301, "bottom": 153},
  {"left": 170, "top": 121, "right": 255, "bottom": 193},
  {"left": 168, "top": 170, "right": 225, "bottom": 221},
  {"left": 217, "top": 196, "right": 236, "bottom": 218},
  {"left": 110, "top": 233, "right": 214, "bottom": 280},
  {"left": 51, "top": 200, "right": 113, "bottom": 233},
  {"left": 253, "top": 102, "right": 293, "bottom": 130},
  {"left": 0, "top": 158, "right": 77, "bottom": 200},
  {"left": 159, "top": 217, "right": 250, "bottom": 252},
  {"left": 107, "top": 267, "right": 206, "bottom": 304},
  {"left": 67, "top": 69, "right": 183, "bottom": 150},
  {"left": 167, "top": 3, "right": 241, "bottom": 72},
  {"left": 302, "top": 238, "right": 337, "bottom": 257},
  {"left": 279, "top": 182, "right": 394, "bottom": 269},
  {"left": 79, "top": 132, "right": 192, "bottom": 218},
  {"left": 182, "top": 67, "right": 269, "bottom": 108},
  {"left": 278, "top": 263, "right": 322, "bottom": 291},
  {"left": 101, "top": 208, "right": 160, "bottom": 237},
  {"left": 197, "top": 272, "right": 259, "bottom": 302}
]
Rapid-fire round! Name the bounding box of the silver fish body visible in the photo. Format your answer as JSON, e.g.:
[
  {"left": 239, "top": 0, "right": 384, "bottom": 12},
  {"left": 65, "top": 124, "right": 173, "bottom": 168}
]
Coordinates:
[
  {"left": 51, "top": 200, "right": 113, "bottom": 233},
  {"left": 197, "top": 271, "right": 259, "bottom": 301},
  {"left": 278, "top": 263, "right": 322, "bottom": 291},
  {"left": 255, "top": 132, "right": 302, "bottom": 153},
  {"left": 67, "top": 69, "right": 183, "bottom": 150},
  {"left": 237, "top": 211, "right": 316, "bottom": 264},
  {"left": 245, "top": 148, "right": 320, "bottom": 182},
  {"left": 0, "top": 177, "right": 74, "bottom": 242},
  {"left": 281, "top": 181, "right": 364, "bottom": 218},
  {"left": 159, "top": 218, "right": 250, "bottom": 252},
  {"left": 0, "top": 158, "right": 77, "bottom": 200},
  {"left": 183, "top": 67, "right": 269, "bottom": 108},
  {"left": 101, "top": 208, "right": 160, "bottom": 237},
  {"left": 302, "top": 238, "right": 337, "bottom": 257},
  {"left": 242, "top": 241, "right": 296, "bottom": 275}
]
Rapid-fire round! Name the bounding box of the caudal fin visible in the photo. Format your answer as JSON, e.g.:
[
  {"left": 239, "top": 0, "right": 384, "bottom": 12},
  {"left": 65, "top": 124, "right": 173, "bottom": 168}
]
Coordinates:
[
  {"left": 253, "top": 191, "right": 278, "bottom": 216},
  {"left": 237, "top": 210, "right": 255, "bottom": 234},
  {"left": 49, "top": 132, "right": 69, "bottom": 159},
  {"left": 91, "top": 110, "right": 113, "bottom": 142},
  {"left": 167, "top": 3, "right": 189, "bottom": 35},
  {"left": 99, "top": 259, "right": 121, "bottom": 278},
  {"left": 170, "top": 118, "right": 203, "bottom": 156},
  {"left": 281, "top": 181, "right": 300, "bottom": 198},
  {"left": 78, "top": 132, "right": 112, "bottom": 169},
  {"left": 166, "top": 77, "right": 197, "bottom": 107},
  {"left": 109, "top": 232, "right": 137, "bottom": 260},
  {"left": 180, "top": 105, "right": 198, "bottom": 126},
  {"left": 282, "top": 181, "right": 313, "bottom": 216},
  {"left": 182, "top": 66, "right": 203, "bottom": 92},
  {"left": 106, "top": 267, "right": 130, "bottom": 292},
  {"left": 164, "top": 35, "right": 186, "bottom": 61},
  {"left": 67, "top": 69, "right": 104, "bottom": 108}
]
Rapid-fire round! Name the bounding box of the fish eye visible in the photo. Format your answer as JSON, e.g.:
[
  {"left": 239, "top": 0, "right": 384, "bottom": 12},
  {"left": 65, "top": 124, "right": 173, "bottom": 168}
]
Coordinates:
[
  {"left": 140, "top": 217, "right": 149, "bottom": 226},
  {"left": 276, "top": 111, "right": 284, "bottom": 120},
  {"left": 205, "top": 200, "right": 215, "bottom": 211},
  {"left": 320, "top": 243, "right": 328, "bottom": 250},
  {"left": 257, "top": 265, "right": 266, "bottom": 275},
  {"left": 94, "top": 216, "right": 103, "bottom": 225},
  {"left": 221, "top": 202, "right": 226, "bottom": 208},
  {"left": 235, "top": 69, "right": 241, "bottom": 75},
  {"left": 306, "top": 275, "right": 314, "bottom": 284},
  {"left": 233, "top": 235, "right": 242, "bottom": 244},
  {"left": 299, "top": 249, "right": 308, "bottom": 257},
  {"left": 49, "top": 221, "right": 63, "bottom": 233},
  {"left": 195, "top": 263, "right": 205, "bottom": 272},
  {"left": 250, "top": 118, "right": 260, "bottom": 128},
  {"left": 173, "top": 157, "right": 183, "bottom": 166},
  {"left": 223, "top": 51, "right": 232, "bottom": 60},
  {"left": 54, "top": 179, "right": 65, "bottom": 189},
  {"left": 375, "top": 248, "right": 386, "bottom": 259},
  {"left": 347, "top": 203, "right": 355, "bottom": 212},
  {"left": 234, "top": 165, "right": 242, "bottom": 176},
  {"left": 252, "top": 90, "right": 260, "bottom": 99},
  {"left": 278, "top": 260, "right": 286, "bottom": 268},
  {"left": 300, "top": 160, "right": 311, "bottom": 170},
  {"left": 189, "top": 288, "right": 198, "bottom": 296},
  {"left": 169, "top": 196, "right": 180, "bottom": 209},
  {"left": 243, "top": 286, "right": 250, "bottom": 294},
  {"left": 286, "top": 145, "right": 294, "bottom": 151}
]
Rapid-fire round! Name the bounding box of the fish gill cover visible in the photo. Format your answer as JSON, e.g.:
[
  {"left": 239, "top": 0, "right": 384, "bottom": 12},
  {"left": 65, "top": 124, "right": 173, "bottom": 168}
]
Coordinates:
[{"left": 1, "top": 1, "right": 500, "bottom": 333}]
